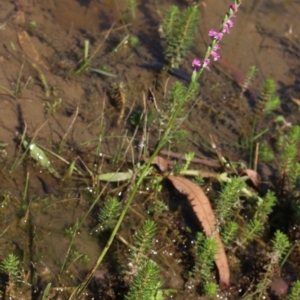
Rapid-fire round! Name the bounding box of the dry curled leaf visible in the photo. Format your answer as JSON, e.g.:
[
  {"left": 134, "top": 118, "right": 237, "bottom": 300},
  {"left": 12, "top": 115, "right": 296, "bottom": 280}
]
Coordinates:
[
  {"left": 151, "top": 155, "right": 173, "bottom": 172},
  {"left": 167, "top": 175, "right": 230, "bottom": 289},
  {"left": 240, "top": 169, "right": 261, "bottom": 188}
]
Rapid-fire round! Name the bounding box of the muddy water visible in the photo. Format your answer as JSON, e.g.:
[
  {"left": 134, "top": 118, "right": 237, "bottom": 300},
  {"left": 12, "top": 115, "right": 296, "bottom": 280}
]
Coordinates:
[{"left": 0, "top": 0, "right": 299, "bottom": 299}]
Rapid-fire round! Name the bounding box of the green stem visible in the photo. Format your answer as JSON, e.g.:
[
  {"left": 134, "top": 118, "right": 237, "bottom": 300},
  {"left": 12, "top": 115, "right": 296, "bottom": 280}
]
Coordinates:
[{"left": 70, "top": 79, "right": 198, "bottom": 300}]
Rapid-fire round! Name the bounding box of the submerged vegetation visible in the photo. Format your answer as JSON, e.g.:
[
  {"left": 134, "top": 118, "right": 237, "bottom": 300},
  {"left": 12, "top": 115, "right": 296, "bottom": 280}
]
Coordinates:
[{"left": 0, "top": 0, "right": 299, "bottom": 299}]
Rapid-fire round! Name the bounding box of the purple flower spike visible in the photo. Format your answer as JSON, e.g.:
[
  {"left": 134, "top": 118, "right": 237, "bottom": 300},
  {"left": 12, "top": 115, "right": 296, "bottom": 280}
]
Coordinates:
[
  {"left": 192, "top": 58, "right": 201, "bottom": 71},
  {"left": 211, "top": 51, "right": 220, "bottom": 61}
]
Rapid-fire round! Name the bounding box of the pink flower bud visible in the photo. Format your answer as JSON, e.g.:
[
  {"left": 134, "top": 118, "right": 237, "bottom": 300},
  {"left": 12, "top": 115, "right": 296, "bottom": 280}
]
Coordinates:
[
  {"left": 211, "top": 51, "right": 220, "bottom": 61},
  {"left": 213, "top": 43, "right": 220, "bottom": 51},
  {"left": 203, "top": 59, "right": 210, "bottom": 67},
  {"left": 227, "top": 19, "right": 234, "bottom": 27},
  {"left": 192, "top": 58, "right": 201, "bottom": 71},
  {"left": 222, "top": 24, "right": 230, "bottom": 34},
  {"left": 230, "top": 4, "right": 238, "bottom": 11},
  {"left": 208, "top": 30, "right": 223, "bottom": 40}
]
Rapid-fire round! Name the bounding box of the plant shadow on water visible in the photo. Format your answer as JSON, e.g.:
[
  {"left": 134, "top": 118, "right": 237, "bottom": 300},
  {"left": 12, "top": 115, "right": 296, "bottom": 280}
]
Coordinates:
[{"left": 0, "top": 0, "right": 300, "bottom": 299}]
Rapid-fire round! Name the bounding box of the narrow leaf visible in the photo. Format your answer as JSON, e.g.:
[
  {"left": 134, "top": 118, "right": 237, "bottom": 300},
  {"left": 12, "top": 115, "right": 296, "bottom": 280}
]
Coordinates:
[
  {"left": 167, "top": 175, "right": 230, "bottom": 289},
  {"left": 23, "top": 139, "right": 60, "bottom": 178},
  {"left": 41, "top": 283, "right": 52, "bottom": 300},
  {"left": 98, "top": 171, "right": 132, "bottom": 182}
]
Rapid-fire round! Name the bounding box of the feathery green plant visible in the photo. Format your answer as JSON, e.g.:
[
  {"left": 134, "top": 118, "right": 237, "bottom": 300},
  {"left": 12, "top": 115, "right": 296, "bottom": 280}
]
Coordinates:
[
  {"left": 254, "top": 190, "right": 277, "bottom": 224},
  {"left": 289, "top": 280, "right": 300, "bottom": 300},
  {"left": 193, "top": 232, "right": 219, "bottom": 296},
  {"left": 125, "top": 261, "right": 162, "bottom": 300},
  {"left": 256, "top": 79, "right": 280, "bottom": 116},
  {"left": 240, "top": 219, "right": 263, "bottom": 246},
  {"left": 258, "top": 142, "right": 274, "bottom": 162},
  {"left": 125, "top": 220, "right": 162, "bottom": 300},
  {"left": 97, "top": 197, "right": 122, "bottom": 231},
  {"left": 236, "top": 191, "right": 275, "bottom": 248},
  {"left": 221, "top": 221, "right": 239, "bottom": 246},
  {"left": 0, "top": 254, "right": 20, "bottom": 280},
  {"left": 256, "top": 230, "right": 290, "bottom": 298},
  {"left": 240, "top": 65, "right": 257, "bottom": 95},
  {"left": 129, "top": 220, "right": 157, "bottom": 269},
  {"left": 162, "top": 6, "right": 199, "bottom": 68},
  {"left": 247, "top": 79, "right": 280, "bottom": 167},
  {"left": 271, "top": 230, "right": 291, "bottom": 261},
  {"left": 279, "top": 125, "right": 300, "bottom": 186},
  {"left": 204, "top": 281, "right": 218, "bottom": 296},
  {"left": 215, "top": 177, "right": 245, "bottom": 225}
]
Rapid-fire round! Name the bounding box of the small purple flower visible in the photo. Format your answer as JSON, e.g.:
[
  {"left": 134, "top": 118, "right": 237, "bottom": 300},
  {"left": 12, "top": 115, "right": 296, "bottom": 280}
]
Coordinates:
[
  {"left": 222, "top": 24, "right": 230, "bottom": 34},
  {"left": 192, "top": 58, "right": 201, "bottom": 71},
  {"left": 211, "top": 51, "right": 220, "bottom": 61},
  {"left": 208, "top": 29, "right": 217, "bottom": 37},
  {"left": 208, "top": 30, "right": 223, "bottom": 40},
  {"left": 230, "top": 4, "right": 238, "bottom": 11},
  {"left": 203, "top": 58, "right": 210, "bottom": 67},
  {"left": 213, "top": 43, "right": 220, "bottom": 51},
  {"left": 227, "top": 19, "right": 234, "bottom": 27}
]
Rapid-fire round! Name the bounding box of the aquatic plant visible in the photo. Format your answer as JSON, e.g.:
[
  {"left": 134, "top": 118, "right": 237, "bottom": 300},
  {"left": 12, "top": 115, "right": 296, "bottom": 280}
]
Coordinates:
[
  {"left": 215, "top": 177, "right": 245, "bottom": 225},
  {"left": 279, "top": 125, "right": 300, "bottom": 188},
  {"left": 0, "top": 254, "right": 20, "bottom": 280},
  {"left": 14, "top": 0, "right": 300, "bottom": 298},
  {"left": 128, "top": 220, "right": 157, "bottom": 270},
  {"left": 289, "top": 281, "right": 300, "bottom": 300},
  {"left": 105, "top": 220, "right": 163, "bottom": 300},
  {"left": 162, "top": 6, "right": 199, "bottom": 68},
  {"left": 240, "top": 65, "right": 258, "bottom": 96},
  {"left": 97, "top": 197, "right": 122, "bottom": 231},
  {"left": 256, "top": 231, "right": 291, "bottom": 298},
  {"left": 125, "top": 261, "right": 162, "bottom": 300},
  {"left": 0, "top": 254, "right": 21, "bottom": 299},
  {"left": 192, "top": 232, "right": 219, "bottom": 296}
]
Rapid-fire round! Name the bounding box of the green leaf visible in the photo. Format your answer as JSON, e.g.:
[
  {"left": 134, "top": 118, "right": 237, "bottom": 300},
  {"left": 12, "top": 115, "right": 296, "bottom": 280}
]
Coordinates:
[
  {"left": 23, "top": 139, "right": 60, "bottom": 178},
  {"left": 41, "top": 283, "right": 52, "bottom": 300},
  {"left": 98, "top": 171, "right": 133, "bottom": 182}
]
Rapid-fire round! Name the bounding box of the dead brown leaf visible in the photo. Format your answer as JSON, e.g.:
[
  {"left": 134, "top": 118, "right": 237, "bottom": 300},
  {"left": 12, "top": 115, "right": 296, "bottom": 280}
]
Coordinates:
[
  {"left": 15, "top": 10, "right": 49, "bottom": 71},
  {"left": 167, "top": 175, "right": 230, "bottom": 289},
  {"left": 240, "top": 169, "right": 261, "bottom": 188},
  {"left": 151, "top": 155, "right": 173, "bottom": 172}
]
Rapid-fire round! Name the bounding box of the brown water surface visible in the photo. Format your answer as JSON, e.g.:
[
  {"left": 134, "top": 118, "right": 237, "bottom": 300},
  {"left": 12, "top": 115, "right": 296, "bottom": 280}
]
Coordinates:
[{"left": 0, "top": 0, "right": 299, "bottom": 299}]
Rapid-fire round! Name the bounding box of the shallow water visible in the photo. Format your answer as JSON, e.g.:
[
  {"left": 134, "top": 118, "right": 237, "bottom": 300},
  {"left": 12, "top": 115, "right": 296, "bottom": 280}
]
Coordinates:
[{"left": 0, "top": 0, "right": 299, "bottom": 299}]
